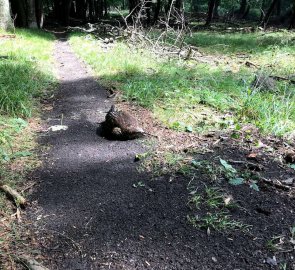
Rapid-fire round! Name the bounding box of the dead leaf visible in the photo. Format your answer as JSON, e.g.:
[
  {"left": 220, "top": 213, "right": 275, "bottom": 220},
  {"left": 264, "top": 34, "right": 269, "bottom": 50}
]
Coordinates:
[{"left": 247, "top": 153, "right": 258, "bottom": 160}]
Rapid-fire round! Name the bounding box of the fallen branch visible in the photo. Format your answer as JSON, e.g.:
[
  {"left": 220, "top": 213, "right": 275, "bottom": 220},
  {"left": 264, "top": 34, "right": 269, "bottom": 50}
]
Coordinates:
[
  {"left": 269, "top": 75, "right": 295, "bottom": 85},
  {"left": 245, "top": 61, "right": 259, "bottom": 68},
  {"left": 0, "top": 34, "right": 16, "bottom": 39},
  {"left": 0, "top": 184, "right": 26, "bottom": 206},
  {"left": 244, "top": 62, "right": 295, "bottom": 84},
  {"left": 261, "top": 178, "right": 293, "bottom": 191}
]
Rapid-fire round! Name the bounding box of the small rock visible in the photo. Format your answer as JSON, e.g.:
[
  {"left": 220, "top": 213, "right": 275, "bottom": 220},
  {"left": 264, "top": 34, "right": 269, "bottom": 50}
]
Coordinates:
[
  {"left": 266, "top": 256, "right": 277, "bottom": 266},
  {"left": 48, "top": 125, "right": 68, "bottom": 132},
  {"left": 281, "top": 178, "right": 294, "bottom": 185},
  {"left": 212, "top": 257, "right": 217, "bottom": 263}
]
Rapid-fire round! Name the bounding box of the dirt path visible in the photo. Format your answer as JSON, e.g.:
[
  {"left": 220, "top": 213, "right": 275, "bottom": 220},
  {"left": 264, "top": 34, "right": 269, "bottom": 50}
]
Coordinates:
[
  {"left": 28, "top": 35, "right": 295, "bottom": 270},
  {"left": 28, "top": 35, "right": 197, "bottom": 270}
]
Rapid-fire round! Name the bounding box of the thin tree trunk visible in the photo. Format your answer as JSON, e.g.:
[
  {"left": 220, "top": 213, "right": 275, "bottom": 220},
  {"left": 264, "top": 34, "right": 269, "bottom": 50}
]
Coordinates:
[
  {"left": 53, "top": 0, "right": 63, "bottom": 21},
  {"left": 261, "top": 0, "right": 279, "bottom": 28},
  {"left": 289, "top": 3, "right": 295, "bottom": 29},
  {"left": 27, "top": 0, "right": 38, "bottom": 28},
  {"left": 97, "top": 0, "right": 103, "bottom": 18},
  {"left": 146, "top": 0, "right": 151, "bottom": 25},
  {"left": 239, "top": 0, "right": 247, "bottom": 15},
  {"left": 241, "top": 4, "right": 250, "bottom": 19},
  {"left": 175, "top": 0, "right": 182, "bottom": 12},
  {"left": 10, "top": 0, "right": 28, "bottom": 27},
  {"left": 259, "top": 0, "right": 268, "bottom": 21},
  {"left": 153, "top": 0, "right": 161, "bottom": 24},
  {"left": 213, "top": 0, "right": 220, "bottom": 18},
  {"left": 89, "top": 0, "right": 95, "bottom": 21},
  {"left": 128, "top": 0, "right": 139, "bottom": 21},
  {"left": 0, "top": 0, "right": 13, "bottom": 30},
  {"left": 276, "top": 0, "right": 281, "bottom": 16},
  {"left": 104, "top": 0, "right": 108, "bottom": 17},
  {"left": 35, "top": 0, "right": 44, "bottom": 28},
  {"left": 63, "top": 0, "right": 73, "bottom": 26},
  {"left": 205, "top": 0, "right": 216, "bottom": 25},
  {"left": 76, "top": 0, "right": 87, "bottom": 21}
]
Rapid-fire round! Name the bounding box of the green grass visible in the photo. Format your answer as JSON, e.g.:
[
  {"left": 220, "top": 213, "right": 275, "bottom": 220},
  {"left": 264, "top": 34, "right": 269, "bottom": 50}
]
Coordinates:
[
  {"left": 186, "top": 30, "right": 295, "bottom": 55},
  {"left": 187, "top": 186, "right": 247, "bottom": 232},
  {"left": 0, "top": 29, "right": 55, "bottom": 269},
  {"left": 0, "top": 29, "right": 56, "bottom": 117},
  {"left": 69, "top": 31, "right": 295, "bottom": 137}
]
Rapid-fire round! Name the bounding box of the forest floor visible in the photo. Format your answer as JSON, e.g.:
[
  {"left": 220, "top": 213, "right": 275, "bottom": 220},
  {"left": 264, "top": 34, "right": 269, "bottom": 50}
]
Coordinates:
[{"left": 25, "top": 31, "right": 295, "bottom": 270}]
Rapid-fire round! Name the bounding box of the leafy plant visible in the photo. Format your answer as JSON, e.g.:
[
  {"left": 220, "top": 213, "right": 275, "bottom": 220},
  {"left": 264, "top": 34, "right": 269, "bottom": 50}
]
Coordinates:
[{"left": 219, "top": 158, "right": 260, "bottom": 191}]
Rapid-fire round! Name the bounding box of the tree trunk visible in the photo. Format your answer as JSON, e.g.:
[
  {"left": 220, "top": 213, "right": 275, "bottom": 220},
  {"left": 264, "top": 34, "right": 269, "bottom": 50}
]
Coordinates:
[
  {"left": 276, "top": 0, "right": 281, "bottom": 16},
  {"left": 213, "top": 0, "right": 220, "bottom": 18},
  {"left": 146, "top": 0, "right": 151, "bottom": 25},
  {"left": 241, "top": 4, "right": 250, "bottom": 19},
  {"left": 239, "top": 0, "right": 247, "bottom": 15},
  {"left": 175, "top": 0, "right": 182, "bottom": 12},
  {"left": 153, "top": 0, "right": 161, "bottom": 24},
  {"left": 0, "top": 0, "right": 13, "bottom": 30},
  {"left": 10, "top": 0, "right": 27, "bottom": 27},
  {"left": 88, "top": 0, "right": 95, "bottom": 21},
  {"left": 259, "top": 0, "right": 265, "bottom": 21},
  {"left": 128, "top": 0, "right": 139, "bottom": 21},
  {"left": 205, "top": 0, "right": 216, "bottom": 25},
  {"left": 103, "top": 0, "right": 108, "bottom": 17},
  {"left": 239, "top": 0, "right": 250, "bottom": 18},
  {"left": 261, "top": 0, "right": 279, "bottom": 28},
  {"left": 35, "top": 0, "right": 44, "bottom": 28},
  {"left": 96, "top": 0, "right": 103, "bottom": 18},
  {"left": 289, "top": 3, "right": 295, "bottom": 29},
  {"left": 70, "top": 0, "right": 76, "bottom": 18},
  {"left": 76, "top": 0, "right": 87, "bottom": 21},
  {"left": 27, "top": 0, "right": 38, "bottom": 28},
  {"left": 53, "top": 0, "right": 63, "bottom": 21},
  {"left": 63, "top": 0, "right": 73, "bottom": 26}
]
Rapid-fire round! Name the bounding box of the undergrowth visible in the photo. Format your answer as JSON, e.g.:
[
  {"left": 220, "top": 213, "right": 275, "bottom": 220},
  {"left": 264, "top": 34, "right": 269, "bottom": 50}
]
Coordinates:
[
  {"left": 69, "top": 30, "right": 295, "bottom": 137},
  {"left": 0, "top": 29, "right": 55, "bottom": 268}
]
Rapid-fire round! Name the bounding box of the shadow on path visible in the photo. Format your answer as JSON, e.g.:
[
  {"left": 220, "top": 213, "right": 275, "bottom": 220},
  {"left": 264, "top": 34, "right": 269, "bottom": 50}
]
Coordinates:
[{"left": 28, "top": 35, "right": 202, "bottom": 270}]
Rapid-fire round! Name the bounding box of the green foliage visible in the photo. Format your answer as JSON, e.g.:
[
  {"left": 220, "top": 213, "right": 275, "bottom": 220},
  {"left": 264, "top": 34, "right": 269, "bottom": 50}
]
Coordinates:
[
  {"left": 220, "top": 158, "right": 260, "bottom": 191},
  {"left": 0, "top": 117, "right": 29, "bottom": 162},
  {"left": 0, "top": 29, "right": 55, "bottom": 117},
  {"left": 186, "top": 31, "right": 295, "bottom": 55}
]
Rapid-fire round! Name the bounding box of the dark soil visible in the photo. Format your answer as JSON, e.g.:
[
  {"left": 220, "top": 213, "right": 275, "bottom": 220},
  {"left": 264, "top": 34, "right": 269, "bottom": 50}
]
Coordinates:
[{"left": 27, "top": 34, "right": 295, "bottom": 270}]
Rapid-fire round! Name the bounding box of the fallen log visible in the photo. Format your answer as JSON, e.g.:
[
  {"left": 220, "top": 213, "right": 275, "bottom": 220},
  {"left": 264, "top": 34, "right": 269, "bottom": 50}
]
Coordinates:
[{"left": 0, "top": 184, "right": 26, "bottom": 206}]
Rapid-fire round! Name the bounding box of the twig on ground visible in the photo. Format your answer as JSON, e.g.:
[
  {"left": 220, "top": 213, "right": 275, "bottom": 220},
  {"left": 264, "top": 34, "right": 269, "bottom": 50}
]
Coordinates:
[{"left": 0, "top": 184, "right": 27, "bottom": 206}]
